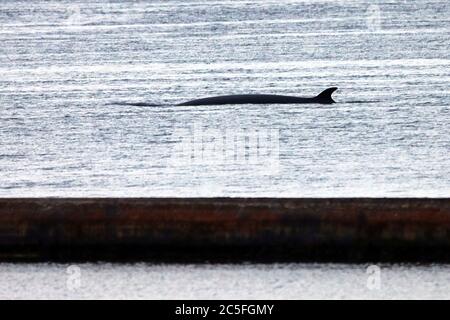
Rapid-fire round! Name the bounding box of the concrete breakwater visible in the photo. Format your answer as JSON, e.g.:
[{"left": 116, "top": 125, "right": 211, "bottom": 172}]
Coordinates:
[{"left": 0, "top": 198, "right": 449, "bottom": 262}]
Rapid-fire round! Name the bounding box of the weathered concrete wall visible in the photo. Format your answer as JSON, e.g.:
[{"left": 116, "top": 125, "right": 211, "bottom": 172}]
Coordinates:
[{"left": 0, "top": 198, "right": 449, "bottom": 262}]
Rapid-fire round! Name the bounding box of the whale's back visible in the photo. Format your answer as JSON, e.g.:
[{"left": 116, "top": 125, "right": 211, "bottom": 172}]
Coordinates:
[
  {"left": 179, "top": 94, "right": 308, "bottom": 106},
  {"left": 178, "top": 87, "right": 338, "bottom": 106}
]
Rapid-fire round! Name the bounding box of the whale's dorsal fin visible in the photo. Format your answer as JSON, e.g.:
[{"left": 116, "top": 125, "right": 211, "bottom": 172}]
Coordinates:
[{"left": 315, "top": 87, "right": 338, "bottom": 104}]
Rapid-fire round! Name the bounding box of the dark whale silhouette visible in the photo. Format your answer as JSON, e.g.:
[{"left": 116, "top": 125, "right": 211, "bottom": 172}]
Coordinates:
[{"left": 177, "top": 87, "right": 337, "bottom": 106}]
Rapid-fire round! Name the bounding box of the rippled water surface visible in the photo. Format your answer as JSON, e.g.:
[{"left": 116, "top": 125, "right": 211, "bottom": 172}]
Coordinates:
[
  {"left": 0, "top": 263, "right": 449, "bottom": 299},
  {"left": 1, "top": 0, "right": 449, "bottom": 197}
]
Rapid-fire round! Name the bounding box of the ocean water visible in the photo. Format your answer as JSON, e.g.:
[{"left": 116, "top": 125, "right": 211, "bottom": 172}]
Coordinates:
[
  {"left": 0, "top": 0, "right": 449, "bottom": 197},
  {"left": 0, "top": 262, "right": 449, "bottom": 300},
  {"left": 0, "top": 0, "right": 449, "bottom": 299}
]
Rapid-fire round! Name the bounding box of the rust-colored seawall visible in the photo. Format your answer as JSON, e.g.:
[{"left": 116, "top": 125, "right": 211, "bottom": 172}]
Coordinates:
[{"left": 0, "top": 198, "right": 449, "bottom": 262}]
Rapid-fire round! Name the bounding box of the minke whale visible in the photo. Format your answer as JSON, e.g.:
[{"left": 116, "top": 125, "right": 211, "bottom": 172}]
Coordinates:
[{"left": 177, "top": 87, "right": 337, "bottom": 106}]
